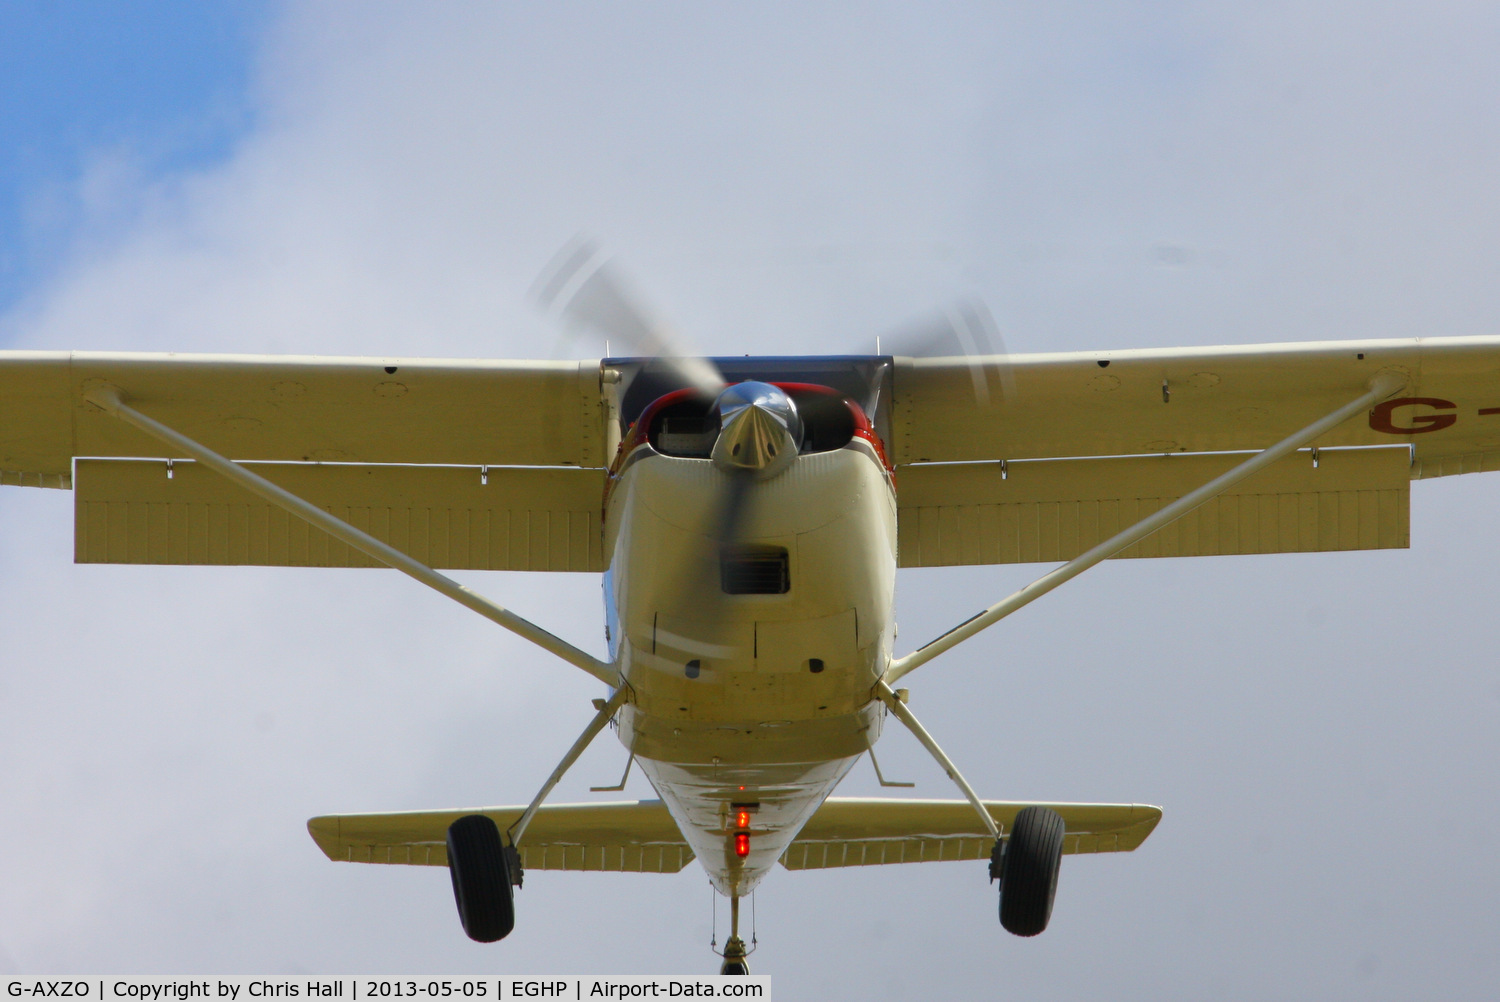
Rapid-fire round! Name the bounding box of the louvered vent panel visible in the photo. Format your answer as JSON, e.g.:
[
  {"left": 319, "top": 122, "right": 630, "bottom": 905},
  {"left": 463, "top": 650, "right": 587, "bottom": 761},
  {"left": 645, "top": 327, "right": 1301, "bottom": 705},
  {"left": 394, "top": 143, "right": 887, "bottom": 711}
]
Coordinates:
[{"left": 720, "top": 545, "right": 790, "bottom": 594}]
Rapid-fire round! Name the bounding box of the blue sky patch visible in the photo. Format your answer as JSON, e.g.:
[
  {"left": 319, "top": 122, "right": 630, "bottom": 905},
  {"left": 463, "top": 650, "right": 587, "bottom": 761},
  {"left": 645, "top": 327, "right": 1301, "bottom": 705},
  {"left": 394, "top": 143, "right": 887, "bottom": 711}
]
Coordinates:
[{"left": 0, "top": 1, "right": 268, "bottom": 313}]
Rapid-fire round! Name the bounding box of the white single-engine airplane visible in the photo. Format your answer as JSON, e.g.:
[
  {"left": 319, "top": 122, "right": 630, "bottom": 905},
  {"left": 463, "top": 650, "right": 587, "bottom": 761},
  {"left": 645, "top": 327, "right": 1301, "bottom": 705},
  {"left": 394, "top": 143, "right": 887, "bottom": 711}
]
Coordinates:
[{"left": 3, "top": 323, "right": 1497, "bottom": 971}]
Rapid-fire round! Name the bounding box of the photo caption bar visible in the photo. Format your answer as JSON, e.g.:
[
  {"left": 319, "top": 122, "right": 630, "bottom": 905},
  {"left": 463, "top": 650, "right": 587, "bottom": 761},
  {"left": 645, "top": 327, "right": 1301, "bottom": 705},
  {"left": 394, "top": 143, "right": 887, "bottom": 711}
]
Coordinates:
[{"left": 4, "top": 978, "right": 770, "bottom": 1002}]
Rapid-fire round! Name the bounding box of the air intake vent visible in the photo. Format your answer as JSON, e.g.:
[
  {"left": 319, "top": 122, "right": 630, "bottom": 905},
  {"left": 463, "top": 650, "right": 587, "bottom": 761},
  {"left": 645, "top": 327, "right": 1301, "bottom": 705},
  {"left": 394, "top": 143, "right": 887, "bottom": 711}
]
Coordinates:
[
  {"left": 647, "top": 398, "right": 718, "bottom": 457},
  {"left": 720, "top": 545, "right": 790, "bottom": 594}
]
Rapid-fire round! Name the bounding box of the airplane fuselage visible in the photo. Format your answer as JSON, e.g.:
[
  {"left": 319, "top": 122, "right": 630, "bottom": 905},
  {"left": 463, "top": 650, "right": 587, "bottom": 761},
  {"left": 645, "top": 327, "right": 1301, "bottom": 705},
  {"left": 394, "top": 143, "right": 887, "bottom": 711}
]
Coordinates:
[{"left": 605, "top": 433, "right": 897, "bottom": 896}]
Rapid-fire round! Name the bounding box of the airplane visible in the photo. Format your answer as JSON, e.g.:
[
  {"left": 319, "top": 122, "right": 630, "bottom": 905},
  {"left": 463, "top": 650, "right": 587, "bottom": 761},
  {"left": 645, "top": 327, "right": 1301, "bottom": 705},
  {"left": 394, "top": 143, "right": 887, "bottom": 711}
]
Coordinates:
[{"left": 3, "top": 323, "right": 1497, "bottom": 973}]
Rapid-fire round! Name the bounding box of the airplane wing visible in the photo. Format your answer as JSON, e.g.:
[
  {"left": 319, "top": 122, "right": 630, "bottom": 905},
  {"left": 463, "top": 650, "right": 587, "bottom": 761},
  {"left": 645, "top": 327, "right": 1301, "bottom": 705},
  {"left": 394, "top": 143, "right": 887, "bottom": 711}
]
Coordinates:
[
  {"left": 0, "top": 352, "right": 607, "bottom": 474},
  {"left": 891, "top": 336, "right": 1500, "bottom": 566},
  {"left": 308, "top": 797, "right": 1159, "bottom": 874},
  {"left": 7, "top": 338, "right": 1500, "bottom": 572},
  {"left": 0, "top": 351, "right": 611, "bottom": 572}
]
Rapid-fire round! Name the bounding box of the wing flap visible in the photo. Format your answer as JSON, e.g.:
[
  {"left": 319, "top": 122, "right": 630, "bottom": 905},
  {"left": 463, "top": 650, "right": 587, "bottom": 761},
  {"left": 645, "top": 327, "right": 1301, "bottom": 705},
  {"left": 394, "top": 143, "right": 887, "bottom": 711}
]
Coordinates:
[
  {"left": 897, "top": 446, "right": 1409, "bottom": 567},
  {"left": 73, "top": 459, "right": 606, "bottom": 572},
  {"left": 779, "top": 798, "right": 1161, "bottom": 870},
  {"left": 307, "top": 801, "right": 694, "bottom": 874}
]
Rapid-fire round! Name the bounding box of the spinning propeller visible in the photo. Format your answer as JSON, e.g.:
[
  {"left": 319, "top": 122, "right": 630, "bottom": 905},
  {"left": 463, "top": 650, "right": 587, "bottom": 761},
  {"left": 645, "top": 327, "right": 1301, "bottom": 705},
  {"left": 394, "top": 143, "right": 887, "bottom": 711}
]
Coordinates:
[
  {"left": 533, "top": 237, "right": 724, "bottom": 398},
  {"left": 534, "top": 240, "right": 805, "bottom": 560},
  {"left": 532, "top": 238, "right": 1016, "bottom": 615}
]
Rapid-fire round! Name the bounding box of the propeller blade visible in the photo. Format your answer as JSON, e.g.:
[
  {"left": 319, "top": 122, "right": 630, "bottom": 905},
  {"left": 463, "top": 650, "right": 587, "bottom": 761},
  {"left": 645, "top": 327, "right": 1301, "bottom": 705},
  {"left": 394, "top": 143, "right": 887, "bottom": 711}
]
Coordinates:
[
  {"left": 647, "top": 467, "right": 759, "bottom": 654},
  {"left": 532, "top": 237, "right": 723, "bottom": 396},
  {"left": 711, "top": 468, "right": 757, "bottom": 546},
  {"left": 533, "top": 245, "right": 807, "bottom": 643},
  {"left": 652, "top": 384, "right": 803, "bottom": 635},
  {"left": 881, "top": 297, "right": 1017, "bottom": 407}
]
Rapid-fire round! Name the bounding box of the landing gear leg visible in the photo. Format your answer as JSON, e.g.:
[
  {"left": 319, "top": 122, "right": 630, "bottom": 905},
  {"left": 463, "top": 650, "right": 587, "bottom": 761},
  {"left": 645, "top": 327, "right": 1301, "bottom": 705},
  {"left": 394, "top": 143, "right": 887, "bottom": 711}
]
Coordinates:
[
  {"left": 875, "top": 680, "right": 1067, "bottom": 937},
  {"left": 719, "top": 896, "right": 750, "bottom": 975},
  {"left": 874, "top": 681, "right": 999, "bottom": 841},
  {"left": 445, "top": 687, "right": 630, "bottom": 945}
]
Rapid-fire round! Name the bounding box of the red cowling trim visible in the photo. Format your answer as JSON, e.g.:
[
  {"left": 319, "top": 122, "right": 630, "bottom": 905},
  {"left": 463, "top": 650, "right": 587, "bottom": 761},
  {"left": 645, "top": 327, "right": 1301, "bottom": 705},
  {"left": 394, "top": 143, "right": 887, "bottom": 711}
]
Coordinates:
[{"left": 607, "top": 381, "right": 894, "bottom": 484}]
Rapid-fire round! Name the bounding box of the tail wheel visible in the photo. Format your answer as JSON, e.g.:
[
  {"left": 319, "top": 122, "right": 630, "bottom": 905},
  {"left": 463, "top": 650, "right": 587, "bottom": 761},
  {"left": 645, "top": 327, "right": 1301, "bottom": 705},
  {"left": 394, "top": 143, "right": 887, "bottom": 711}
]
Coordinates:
[
  {"left": 446, "top": 814, "right": 515, "bottom": 942},
  {"left": 999, "top": 805, "right": 1065, "bottom": 937}
]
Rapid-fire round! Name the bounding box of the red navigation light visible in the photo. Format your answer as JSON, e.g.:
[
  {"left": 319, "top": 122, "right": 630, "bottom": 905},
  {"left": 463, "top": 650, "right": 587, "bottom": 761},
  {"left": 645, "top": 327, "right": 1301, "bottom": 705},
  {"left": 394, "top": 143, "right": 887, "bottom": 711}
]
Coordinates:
[
  {"left": 735, "top": 810, "right": 751, "bottom": 829},
  {"left": 734, "top": 832, "right": 751, "bottom": 857}
]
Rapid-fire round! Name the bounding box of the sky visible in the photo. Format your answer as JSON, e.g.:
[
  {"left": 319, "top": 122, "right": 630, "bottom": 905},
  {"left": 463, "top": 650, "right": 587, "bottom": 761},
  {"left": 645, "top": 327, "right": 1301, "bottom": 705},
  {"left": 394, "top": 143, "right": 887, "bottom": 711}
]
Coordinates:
[{"left": 3, "top": 2, "right": 1500, "bottom": 997}]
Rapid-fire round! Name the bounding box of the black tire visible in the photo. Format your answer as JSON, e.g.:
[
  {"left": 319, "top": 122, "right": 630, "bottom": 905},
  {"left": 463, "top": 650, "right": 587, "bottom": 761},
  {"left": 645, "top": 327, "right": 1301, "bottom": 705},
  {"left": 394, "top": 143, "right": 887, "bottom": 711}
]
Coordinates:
[
  {"left": 446, "top": 814, "right": 515, "bottom": 942},
  {"left": 720, "top": 961, "right": 749, "bottom": 976},
  {"left": 999, "top": 805, "right": 1065, "bottom": 937}
]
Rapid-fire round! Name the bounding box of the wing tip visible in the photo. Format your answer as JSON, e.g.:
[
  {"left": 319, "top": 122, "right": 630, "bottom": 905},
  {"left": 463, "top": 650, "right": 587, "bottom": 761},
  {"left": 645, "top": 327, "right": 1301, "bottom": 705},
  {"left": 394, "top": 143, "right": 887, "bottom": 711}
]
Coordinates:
[{"left": 306, "top": 814, "right": 342, "bottom": 861}]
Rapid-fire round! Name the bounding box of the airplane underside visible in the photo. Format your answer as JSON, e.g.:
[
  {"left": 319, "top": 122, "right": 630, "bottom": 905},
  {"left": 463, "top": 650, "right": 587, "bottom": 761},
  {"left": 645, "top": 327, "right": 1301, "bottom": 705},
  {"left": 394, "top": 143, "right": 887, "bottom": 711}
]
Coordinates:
[
  {"left": 609, "top": 435, "right": 897, "bottom": 904},
  {"left": 241, "top": 357, "right": 1401, "bottom": 971},
  {"left": 411, "top": 364, "right": 1172, "bottom": 971},
  {"left": 25, "top": 332, "right": 1452, "bottom": 971}
]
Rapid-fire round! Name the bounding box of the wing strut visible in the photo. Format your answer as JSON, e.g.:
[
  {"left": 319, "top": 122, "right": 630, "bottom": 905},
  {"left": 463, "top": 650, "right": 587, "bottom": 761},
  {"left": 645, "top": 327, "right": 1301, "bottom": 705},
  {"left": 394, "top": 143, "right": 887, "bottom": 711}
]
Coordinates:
[
  {"left": 875, "top": 681, "right": 999, "bottom": 838},
  {"left": 82, "top": 386, "right": 618, "bottom": 687},
  {"left": 885, "top": 372, "right": 1407, "bottom": 684},
  {"left": 507, "top": 685, "right": 631, "bottom": 849}
]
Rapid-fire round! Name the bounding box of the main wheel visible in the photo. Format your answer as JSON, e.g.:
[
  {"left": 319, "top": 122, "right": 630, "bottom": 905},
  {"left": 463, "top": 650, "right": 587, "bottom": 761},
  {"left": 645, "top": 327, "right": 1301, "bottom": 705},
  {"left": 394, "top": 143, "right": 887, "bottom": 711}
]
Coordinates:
[
  {"left": 998, "top": 805, "right": 1065, "bottom": 937},
  {"left": 446, "top": 814, "right": 515, "bottom": 942}
]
